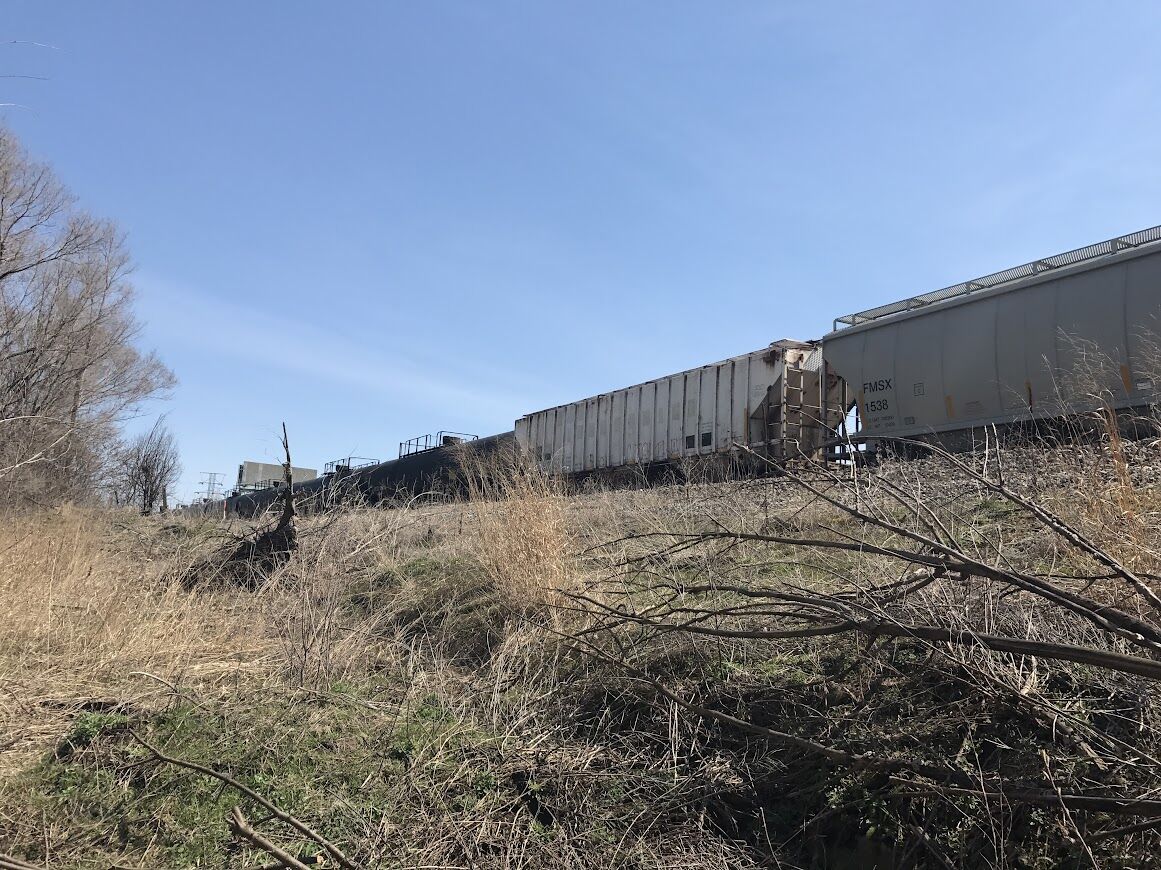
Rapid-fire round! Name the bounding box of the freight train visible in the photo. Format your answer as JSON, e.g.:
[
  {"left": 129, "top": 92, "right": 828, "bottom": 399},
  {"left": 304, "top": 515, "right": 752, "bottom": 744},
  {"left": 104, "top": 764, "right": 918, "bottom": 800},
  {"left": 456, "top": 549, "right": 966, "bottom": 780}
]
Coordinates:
[
  {"left": 218, "top": 431, "right": 514, "bottom": 517},
  {"left": 202, "top": 225, "right": 1161, "bottom": 517}
]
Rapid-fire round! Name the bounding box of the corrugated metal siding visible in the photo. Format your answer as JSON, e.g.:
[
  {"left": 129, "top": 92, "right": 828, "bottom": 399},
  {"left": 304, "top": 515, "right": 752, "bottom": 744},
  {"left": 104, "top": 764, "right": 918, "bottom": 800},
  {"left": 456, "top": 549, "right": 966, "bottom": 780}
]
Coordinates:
[
  {"left": 516, "top": 347, "right": 788, "bottom": 473},
  {"left": 822, "top": 245, "right": 1161, "bottom": 439}
]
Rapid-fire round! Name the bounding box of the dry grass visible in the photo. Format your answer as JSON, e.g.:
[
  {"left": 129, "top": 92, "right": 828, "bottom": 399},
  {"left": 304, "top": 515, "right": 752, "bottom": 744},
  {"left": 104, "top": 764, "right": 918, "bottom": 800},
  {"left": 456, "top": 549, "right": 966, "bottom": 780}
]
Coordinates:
[
  {"left": 0, "top": 509, "right": 276, "bottom": 774},
  {"left": 463, "top": 449, "right": 579, "bottom": 612},
  {"left": 1, "top": 436, "right": 1161, "bottom": 867}
]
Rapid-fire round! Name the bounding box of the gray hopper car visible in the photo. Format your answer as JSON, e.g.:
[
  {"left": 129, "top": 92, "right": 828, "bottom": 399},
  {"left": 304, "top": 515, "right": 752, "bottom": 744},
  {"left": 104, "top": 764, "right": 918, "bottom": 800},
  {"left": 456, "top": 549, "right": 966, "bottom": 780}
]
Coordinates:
[
  {"left": 203, "top": 223, "right": 1161, "bottom": 521},
  {"left": 823, "top": 226, "right": 1161, "bottom": 446},
  {"left": 516, "top": 340, "right": 846, "bottom": 477}
]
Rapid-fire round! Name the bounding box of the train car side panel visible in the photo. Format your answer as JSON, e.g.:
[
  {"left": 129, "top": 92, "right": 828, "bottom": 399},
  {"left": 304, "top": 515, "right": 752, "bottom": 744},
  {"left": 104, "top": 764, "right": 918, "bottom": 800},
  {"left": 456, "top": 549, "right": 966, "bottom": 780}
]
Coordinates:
[{"left": 823, "top": 242, "right": 1161, "bottom": 440}]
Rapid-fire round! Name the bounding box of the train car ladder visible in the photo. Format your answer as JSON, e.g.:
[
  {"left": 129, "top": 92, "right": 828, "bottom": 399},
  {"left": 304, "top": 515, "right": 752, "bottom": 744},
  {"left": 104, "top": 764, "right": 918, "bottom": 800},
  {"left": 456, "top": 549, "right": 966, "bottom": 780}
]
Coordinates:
[
  {"left": 780, "top": 366, "right": 803, "bottom": 459},
  {"left": 777, "top": 361, "right": 824, "bottom": 461}
]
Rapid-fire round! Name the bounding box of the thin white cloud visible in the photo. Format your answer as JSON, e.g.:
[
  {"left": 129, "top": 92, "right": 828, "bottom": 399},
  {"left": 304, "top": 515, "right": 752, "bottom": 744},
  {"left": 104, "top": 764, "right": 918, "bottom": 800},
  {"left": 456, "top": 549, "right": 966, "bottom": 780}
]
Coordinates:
[{"left": 135, "top": 274, "right": 535, "bottom": 419}]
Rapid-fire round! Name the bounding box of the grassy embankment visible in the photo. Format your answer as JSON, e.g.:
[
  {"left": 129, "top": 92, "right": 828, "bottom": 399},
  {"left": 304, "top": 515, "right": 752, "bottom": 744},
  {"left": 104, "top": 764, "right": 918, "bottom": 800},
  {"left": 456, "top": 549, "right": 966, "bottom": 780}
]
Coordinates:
[{"left": 3, "top": 439, "right": 1161, "bottom": 868}]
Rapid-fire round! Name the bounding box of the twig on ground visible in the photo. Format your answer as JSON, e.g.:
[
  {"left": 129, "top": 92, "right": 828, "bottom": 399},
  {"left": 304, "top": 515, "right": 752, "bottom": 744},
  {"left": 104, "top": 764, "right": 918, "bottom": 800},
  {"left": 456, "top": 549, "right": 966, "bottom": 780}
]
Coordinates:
[
  {"left": 557, "top": 626, "right": 1161, "bottom": 816},
  {"left": 0, "top": 854, "right": 43, "bottom": 870},
  {"left": 130, "top": 731, "right": 355, "bottom": 869},
  {"left": 226, "top": 806, "right": 313, "bottom": 870}
]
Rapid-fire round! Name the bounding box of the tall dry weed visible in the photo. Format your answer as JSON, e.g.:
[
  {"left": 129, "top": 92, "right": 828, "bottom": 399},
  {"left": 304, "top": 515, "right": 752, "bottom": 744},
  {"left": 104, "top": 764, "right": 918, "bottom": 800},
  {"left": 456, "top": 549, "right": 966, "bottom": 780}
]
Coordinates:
[
  {"left": 1033, "top": 333, "right": 1161, "bottom": 579},
  {"left": 263, "top": 509, "right": 410, "bottom": 686},
  {"left": 462, "top": 448, "right": 578, "bottom": 613},
  {"left": 0, "top": 508, "right": 274, "bottom": 768}
]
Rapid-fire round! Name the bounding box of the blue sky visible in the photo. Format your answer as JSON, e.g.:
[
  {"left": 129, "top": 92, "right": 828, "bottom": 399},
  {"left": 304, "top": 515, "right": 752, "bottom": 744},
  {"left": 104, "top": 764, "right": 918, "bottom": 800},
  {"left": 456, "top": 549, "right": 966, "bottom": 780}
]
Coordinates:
[{"left": 4, "top": 2, "right": 1161, "bottom": 500}]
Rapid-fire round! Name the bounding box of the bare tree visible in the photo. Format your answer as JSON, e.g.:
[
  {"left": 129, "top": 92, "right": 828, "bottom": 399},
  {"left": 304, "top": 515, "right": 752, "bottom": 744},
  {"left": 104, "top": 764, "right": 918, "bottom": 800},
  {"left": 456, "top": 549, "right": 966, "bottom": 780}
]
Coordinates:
[
  {"left": 0, "top": 125, "right": 174, "bottom": 505},
  {"left": 113, "top": 418, "right": 181, "bottom": 514}
]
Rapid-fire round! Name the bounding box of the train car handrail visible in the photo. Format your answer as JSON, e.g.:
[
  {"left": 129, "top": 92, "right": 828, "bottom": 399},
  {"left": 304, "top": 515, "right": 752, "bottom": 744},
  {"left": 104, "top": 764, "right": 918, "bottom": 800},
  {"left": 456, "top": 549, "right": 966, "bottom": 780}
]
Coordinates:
[
  {"left": 398, "top": 431, "right": 478, "bottom": 458},
  {"left": 324, "top": 456, "right": 379, "bottom": 475},
  {"left": 832, "top": 224, "right": 1161, "bottom": 331}
]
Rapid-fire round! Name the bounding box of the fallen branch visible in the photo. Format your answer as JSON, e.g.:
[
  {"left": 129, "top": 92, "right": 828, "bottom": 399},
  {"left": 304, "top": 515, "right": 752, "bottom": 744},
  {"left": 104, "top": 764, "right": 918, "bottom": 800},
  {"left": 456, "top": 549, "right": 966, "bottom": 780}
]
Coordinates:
[
  {"left": 130, "top": 731, "right": 354, "bottom": 869},
  {"left": 887, "top": 777, "right": 1161, "bottom": 816},
  {"left": 599, "top": 520, "right": 1161, "bottom": 652},
  {"left": 559, "top": 631, "right": 1161, "bottom": 816},
  {"left": 894, "top": 435, "right": 1161, "bottom": 614},
  {"left": 180, "top": 423, "right": 299, "bottom": 588},
  {"left": 226, "top": 806, "right": 312, "bottom": 870},
  {"left": 1090, "top": 815, "right": 1161, "bottom": 842},
  {"left": 571, "top": 589, "right": 1161, "bottom": 681},
  {"left": 0, "top": 854, "right": 43, "bottom": 870},
  {"left": 738, "top": 444, "right": 1161, "bottom": 650}
]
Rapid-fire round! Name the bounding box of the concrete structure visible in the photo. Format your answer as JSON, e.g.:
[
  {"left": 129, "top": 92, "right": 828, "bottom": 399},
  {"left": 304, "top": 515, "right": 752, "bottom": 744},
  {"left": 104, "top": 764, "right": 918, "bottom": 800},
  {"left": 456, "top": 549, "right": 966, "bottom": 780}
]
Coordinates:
[
  {"left": 823, "top": 226, "right": 1161, "bottom": 442},
  {"left": 516, "top": 340, "right": 845, "bottom": 475},
  {"left": 237, "top": 461, "right": 318, "bottom": 489}
]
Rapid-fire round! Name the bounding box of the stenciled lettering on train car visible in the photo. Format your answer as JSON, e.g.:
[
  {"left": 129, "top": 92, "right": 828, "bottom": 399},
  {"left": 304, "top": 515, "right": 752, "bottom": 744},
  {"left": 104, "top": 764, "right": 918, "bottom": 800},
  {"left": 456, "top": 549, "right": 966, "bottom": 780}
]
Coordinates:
[{"left": 860, "top": 376, "right": 896, "bottom": 427}]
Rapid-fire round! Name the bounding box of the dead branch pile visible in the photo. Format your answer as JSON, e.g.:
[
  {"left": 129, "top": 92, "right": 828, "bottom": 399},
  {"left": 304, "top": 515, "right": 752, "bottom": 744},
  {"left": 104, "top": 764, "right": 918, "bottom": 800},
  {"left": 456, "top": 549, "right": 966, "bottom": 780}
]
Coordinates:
[
  {"left": 570, "top": 438, "right": 1161, "bottom": 862},
  {"left": 181, "top": 424, "right": 298, "bottom": 589}
]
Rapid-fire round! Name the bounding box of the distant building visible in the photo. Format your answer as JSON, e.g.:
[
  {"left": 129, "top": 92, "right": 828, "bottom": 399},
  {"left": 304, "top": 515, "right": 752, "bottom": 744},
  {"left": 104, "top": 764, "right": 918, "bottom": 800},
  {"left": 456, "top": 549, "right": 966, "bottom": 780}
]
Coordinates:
[{"left": 237, "top": 461, "right": 318, "bottom": 490}]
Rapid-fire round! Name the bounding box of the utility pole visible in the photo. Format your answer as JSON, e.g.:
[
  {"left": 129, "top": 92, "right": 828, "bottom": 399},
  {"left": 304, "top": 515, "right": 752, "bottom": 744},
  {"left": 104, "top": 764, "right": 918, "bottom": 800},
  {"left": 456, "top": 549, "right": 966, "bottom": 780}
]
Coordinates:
[{"left": 197, "top": 471, "right": 225, "bottom": 502}]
